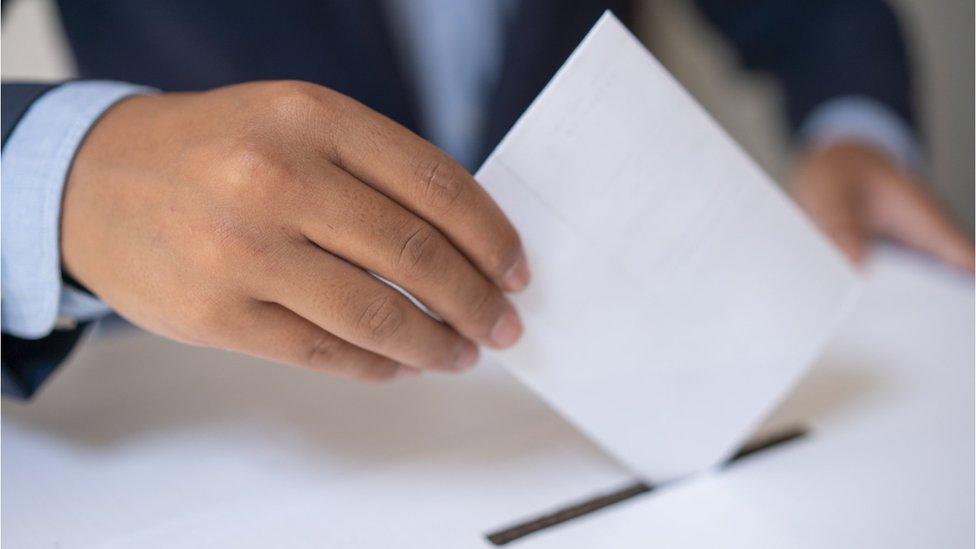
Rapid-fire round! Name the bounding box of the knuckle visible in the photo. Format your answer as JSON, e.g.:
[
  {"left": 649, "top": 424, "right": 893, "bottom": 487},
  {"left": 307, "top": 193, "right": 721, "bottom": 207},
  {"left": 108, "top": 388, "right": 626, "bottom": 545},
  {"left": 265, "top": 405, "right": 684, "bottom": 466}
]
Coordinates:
[
  {"left": 415, "top": 156, "right": 464, "bottom": 212},
  {"left": 395, "top": 223, "right": 444, "bottom": 278},
  {"left": 234, "top": 138, "right": 286, "bottom": 185},
  {"left": 216, "top": 139, "right": 291, "bottom": 196},
  {"left": 466, "top": 283, "right": 499, "bottom": 327},
  {"left": 211, "top": 141, "right": 300, "bottom": 224},
  {"left": 304, "top": 334, "right": 343, "bottom": 369},
  {"left": 262, "top": 81, "right": 348, "bottom": 161},
  {"left": 357, "top": 295, "right": 405, "bottom": 343},
  {"left": 264, "top": 81, "right": 325, "bottom": 121}
]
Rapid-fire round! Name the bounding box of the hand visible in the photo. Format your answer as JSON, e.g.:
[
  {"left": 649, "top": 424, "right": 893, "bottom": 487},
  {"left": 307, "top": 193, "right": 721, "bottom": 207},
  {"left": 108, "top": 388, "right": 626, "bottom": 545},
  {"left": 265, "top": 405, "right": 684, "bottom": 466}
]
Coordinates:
[
  {"left": 61, "top": 81, "right": 529, "bottom": 381},
  {"left": 791, "top": 141, "right": 974, "bottom": 271}
]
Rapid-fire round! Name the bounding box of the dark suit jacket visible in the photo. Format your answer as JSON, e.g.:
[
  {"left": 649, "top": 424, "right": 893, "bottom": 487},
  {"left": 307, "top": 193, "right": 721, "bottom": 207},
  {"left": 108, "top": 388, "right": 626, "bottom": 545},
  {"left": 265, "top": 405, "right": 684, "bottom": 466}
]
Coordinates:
[{"left": 1, "top": 0, "right": 912, "bottom": 398}]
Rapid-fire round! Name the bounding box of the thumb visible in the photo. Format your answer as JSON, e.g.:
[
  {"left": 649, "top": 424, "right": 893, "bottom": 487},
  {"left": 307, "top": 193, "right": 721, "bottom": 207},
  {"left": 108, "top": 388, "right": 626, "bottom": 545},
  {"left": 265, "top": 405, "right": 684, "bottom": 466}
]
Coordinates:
[
  {"left": 827, "top": 222, "right": 870, "bottom": 265},
  {"left": 793, "top": 178, "right": 870, "bottom": 265}
]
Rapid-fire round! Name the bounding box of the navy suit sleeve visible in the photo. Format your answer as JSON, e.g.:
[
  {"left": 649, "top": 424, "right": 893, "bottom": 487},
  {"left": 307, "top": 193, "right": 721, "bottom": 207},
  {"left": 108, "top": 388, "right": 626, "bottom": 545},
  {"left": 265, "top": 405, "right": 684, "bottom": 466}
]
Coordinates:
[
  {"left": 2, "top": 324, "right": 90, "bottom": 399},
  {"left": 693, "top": 0, "right": 913, "bottom": 133},
  {"left": 2, "top": 82, "right": 89, "bottom": 399},
  {"left": 2, "top": 83, "right": 56, "bottom": 142}
]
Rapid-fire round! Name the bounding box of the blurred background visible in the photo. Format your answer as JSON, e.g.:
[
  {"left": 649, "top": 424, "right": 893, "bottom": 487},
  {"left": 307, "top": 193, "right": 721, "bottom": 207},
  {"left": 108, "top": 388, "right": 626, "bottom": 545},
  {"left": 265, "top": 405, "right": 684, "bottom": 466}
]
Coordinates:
[{"left": 3, "top": 0, "right": 973, "bottom": 230}]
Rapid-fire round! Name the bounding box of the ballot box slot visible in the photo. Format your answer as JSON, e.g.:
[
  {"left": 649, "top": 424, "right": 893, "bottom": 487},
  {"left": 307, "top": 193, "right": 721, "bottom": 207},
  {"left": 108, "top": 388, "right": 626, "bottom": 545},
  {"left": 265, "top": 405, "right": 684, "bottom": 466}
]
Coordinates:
[{"left": 484, "top": 425, "right": 808, "bottom": 546}]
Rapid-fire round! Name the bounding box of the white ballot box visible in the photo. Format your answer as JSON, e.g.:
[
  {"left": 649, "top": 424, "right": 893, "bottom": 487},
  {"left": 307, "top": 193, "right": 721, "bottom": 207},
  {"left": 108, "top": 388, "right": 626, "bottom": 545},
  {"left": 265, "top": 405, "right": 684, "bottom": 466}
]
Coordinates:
[{"left": 2, "top": 250, "right": 972, "bottom": 548}]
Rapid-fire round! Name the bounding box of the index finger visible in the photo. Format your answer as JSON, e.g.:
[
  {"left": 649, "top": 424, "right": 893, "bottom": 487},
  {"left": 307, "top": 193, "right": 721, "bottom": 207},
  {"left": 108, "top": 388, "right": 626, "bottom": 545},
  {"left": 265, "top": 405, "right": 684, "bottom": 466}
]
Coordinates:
[{"left": 322, "top": 94, "right": 530, "bottom": 292}]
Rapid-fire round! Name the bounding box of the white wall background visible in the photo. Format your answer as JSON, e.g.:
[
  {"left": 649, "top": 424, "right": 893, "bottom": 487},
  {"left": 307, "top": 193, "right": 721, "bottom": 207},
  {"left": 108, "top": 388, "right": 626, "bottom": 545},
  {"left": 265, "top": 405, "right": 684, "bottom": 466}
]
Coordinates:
[{"left": 2, "top": 0, "right": 973, "bottom": 229}]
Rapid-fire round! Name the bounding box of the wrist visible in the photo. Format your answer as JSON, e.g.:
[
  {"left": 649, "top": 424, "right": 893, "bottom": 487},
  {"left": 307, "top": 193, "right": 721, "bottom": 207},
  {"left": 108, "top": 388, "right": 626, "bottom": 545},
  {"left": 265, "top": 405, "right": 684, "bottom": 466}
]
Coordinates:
[
  {"left": 60, "top": 93, "right": 175, "bottom": 289},
  {"left": 798, "top": 96, "right": 924, "bottom": 174},
  {"left": 1, "top": 81, "right": 154, "bottom": 338}
]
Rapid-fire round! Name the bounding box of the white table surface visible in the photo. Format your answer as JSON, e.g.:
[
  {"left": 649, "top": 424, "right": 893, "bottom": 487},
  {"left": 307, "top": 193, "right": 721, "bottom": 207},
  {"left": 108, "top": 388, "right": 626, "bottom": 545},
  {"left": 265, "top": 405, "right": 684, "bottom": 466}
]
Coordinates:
[{"left": 3, "top": 247, "right": 973, "bottom": 548}]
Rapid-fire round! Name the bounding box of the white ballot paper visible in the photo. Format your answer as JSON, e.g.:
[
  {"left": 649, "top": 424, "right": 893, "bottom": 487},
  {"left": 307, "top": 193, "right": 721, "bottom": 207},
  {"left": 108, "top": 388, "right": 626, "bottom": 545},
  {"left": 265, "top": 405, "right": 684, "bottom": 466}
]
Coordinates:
[{"left": 476, "top": 12, "right": 859, "bottom": 482}]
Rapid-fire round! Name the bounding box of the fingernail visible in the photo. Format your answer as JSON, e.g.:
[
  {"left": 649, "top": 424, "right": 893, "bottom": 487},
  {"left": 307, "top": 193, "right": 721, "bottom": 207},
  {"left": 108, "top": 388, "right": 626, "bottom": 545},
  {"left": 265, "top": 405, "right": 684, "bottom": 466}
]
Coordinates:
[
  {"left": 502, "top": 252, "right": 531, "bottom": 292},
  {"left": 454, "top": 342, "right": 479, "bottom": 370},
  {"left": 395, "top": 365, "right": 422, "bottom": 378},
  {"left": 489, "top": 309, "right": 523, "bottom": 348}
]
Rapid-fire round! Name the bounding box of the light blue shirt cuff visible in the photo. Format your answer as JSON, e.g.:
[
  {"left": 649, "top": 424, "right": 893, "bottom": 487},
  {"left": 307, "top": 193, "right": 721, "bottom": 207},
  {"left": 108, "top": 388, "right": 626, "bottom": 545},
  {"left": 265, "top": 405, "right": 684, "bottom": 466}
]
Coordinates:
[
  {"left": 799, "top": 96, "right": 924, "bottom": 173},
  {"left": 2, "top": 81, "right": 156, "bottom": 339}
]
